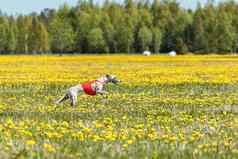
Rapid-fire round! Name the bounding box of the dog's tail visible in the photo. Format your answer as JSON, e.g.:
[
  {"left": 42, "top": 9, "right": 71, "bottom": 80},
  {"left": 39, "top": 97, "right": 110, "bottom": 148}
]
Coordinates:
[{"left": 55, "top": 94, "right": 69, "bottom": 105}]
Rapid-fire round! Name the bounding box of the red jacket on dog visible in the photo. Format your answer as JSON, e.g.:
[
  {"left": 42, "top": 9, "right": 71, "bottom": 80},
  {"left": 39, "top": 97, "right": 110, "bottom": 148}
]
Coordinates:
[{"left": 81, "top": 80, "right": 97, "bottom": 96}]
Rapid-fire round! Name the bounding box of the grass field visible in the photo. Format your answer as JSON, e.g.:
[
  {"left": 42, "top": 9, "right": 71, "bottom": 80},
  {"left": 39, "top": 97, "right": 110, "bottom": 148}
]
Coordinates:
[{"left": 0, "top": 55, "right": 237, "bottom": 158}]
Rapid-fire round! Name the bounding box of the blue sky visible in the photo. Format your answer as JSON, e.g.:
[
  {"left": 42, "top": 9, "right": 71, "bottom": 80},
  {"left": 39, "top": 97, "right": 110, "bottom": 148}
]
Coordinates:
[{"left": 0, "top": 0, "right": 235, "bottom": 15}]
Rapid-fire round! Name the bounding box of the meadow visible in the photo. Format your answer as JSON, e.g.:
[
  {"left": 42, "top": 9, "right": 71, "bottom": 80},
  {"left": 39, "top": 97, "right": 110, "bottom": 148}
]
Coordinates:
[{"left": 0, "top": 55, "right": 237, "bottom": 159}]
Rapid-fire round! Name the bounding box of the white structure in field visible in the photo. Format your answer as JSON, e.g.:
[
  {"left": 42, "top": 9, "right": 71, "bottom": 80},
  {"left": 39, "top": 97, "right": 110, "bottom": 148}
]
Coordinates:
[
  {"left": 143, "top": 50, "right": 151, "bottom": 56},
  {"left": 168, "top": 51, "right": 177, "bottom": 56}
]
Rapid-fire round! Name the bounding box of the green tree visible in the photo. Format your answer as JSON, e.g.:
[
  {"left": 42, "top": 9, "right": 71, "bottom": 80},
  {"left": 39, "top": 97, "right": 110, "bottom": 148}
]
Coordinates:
[
  {"left": 16, "top": 16, "right": 32, "bottom": 54},
  {"left": 38, "top": 22, "right": 50, "bottom": 53},
  {"left": 6, "top": 20, "right": 17, "bottom": 53},
  {"left": 215, "top": 9, "right": 236, "bottom": 53},
  {"left": 106, "top": 4, "right": 125, "bottom": 52},
  {"left": 199, "top": 2, "right": 218, "bottom": 53},
  {"left": 152, "top": 27, "right": 162, "bottom": 53},
  {"left": 75, "top": 9, "right": 101, "bottom": 52},
  {"left": 0, "top": 17, "right": 8, "bottom": 53},
  {"left": 115, "top": 22, "right": 134, "bottom": 53},
  {"left": 49, "top": 16, "right": 75, "bottom": 53},
  {"left": 87, "top": 28, "right": 106, "bottom": 53},
  {"left": 29, "top": 17, "right": 49, "bottom": 53},
  {"left": 100, "top": 13, "right": 114, "bottom": 53},
  {"left": 192, "top": 5, "right": 208, "bottom": 53},
  {"left": 29, "top": 17, "right": 40, "bottom": 53},
  {"left": 162, "top": 1, "right": 190, "bottom": 53},
  {"left": 138, "top": 26, "right": 153, "bottom": 52}
]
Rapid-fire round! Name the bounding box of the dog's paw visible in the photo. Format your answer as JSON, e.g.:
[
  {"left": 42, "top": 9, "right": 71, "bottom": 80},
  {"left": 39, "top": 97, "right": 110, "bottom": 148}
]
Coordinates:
[{"left": 55, "top": 101, "right": 60, "bottom": 105}]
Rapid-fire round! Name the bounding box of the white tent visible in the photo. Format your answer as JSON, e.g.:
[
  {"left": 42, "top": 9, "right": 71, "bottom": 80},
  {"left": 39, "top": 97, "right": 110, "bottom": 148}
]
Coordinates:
[
  {"left": 143, "top": 50, "right": 151, "bottom": 56},
  {"left": 168, "top": 51, "right": 177, "bottom": 56}
]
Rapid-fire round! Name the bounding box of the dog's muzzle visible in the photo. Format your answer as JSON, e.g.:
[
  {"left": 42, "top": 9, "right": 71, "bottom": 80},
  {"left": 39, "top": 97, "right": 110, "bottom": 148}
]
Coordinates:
[{"left": 112, "top": 79, "right": 120, "bottom": 84}]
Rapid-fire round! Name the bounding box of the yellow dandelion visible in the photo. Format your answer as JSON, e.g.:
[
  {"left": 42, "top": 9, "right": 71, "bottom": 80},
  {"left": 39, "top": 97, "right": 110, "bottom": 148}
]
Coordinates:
[
  {"left": 26, "top": 140, "right": 36, "bottom": 146},
  {"left": 43, "top": 143, "right": 56, "bottom": 153}
]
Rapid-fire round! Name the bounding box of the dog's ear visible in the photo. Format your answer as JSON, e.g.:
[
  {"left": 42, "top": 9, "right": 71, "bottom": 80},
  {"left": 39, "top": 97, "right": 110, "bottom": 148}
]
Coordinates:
[{"left": 105, "top": 74, "right": 111, "bottom": 79}]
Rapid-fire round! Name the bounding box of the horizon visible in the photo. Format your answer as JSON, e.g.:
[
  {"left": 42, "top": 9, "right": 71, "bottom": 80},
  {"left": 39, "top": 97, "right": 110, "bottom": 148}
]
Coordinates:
[{"left": 0, "top": 0, "right": 235, "bottom": 15}]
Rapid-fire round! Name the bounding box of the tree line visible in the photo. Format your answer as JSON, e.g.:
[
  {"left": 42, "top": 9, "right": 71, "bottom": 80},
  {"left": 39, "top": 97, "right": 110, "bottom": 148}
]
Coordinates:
[{"left": 0, "top": 0, "right": 238, "bottom": 54}]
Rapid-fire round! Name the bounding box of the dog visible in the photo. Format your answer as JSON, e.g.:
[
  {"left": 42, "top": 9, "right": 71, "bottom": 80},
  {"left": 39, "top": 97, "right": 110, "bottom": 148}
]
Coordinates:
[{"left": 56, "top": 74, "right": 120, "bottom": 107}]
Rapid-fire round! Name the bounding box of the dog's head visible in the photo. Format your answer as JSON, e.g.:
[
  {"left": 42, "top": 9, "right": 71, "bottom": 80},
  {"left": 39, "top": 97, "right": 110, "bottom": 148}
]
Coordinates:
[{"left": 105, "top": 74, "right": 120, "bottom": 84}]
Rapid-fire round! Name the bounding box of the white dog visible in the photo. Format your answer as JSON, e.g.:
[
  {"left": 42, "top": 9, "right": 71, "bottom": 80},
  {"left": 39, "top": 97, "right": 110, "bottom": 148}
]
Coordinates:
[{"left": 56, "top": 74, "right": 120, "bottom": 106}]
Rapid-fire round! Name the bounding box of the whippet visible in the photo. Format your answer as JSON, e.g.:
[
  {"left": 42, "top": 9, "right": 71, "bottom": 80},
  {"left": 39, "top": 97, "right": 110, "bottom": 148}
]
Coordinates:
[{"left": 56, "top": 74, "right": 120, "bottom": 107}]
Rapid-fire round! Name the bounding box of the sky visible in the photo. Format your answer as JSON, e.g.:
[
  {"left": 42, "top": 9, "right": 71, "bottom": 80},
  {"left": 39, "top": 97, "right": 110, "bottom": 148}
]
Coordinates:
[{"left": 0, "top": 0, "right": 236, "bottom": 15}]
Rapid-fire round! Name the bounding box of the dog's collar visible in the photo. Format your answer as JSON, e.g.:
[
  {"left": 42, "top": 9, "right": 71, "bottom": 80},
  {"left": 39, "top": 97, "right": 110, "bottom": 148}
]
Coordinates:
[{"left": 95, "top": 80, "right": 106, "bottom": 85}]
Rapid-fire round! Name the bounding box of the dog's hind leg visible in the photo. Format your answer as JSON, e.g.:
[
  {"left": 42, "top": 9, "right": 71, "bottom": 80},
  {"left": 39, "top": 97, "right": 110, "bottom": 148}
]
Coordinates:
[
  {"left": 69, "top": 94, "right": 77, "bottom": 107},
  {"left": 55, "top": 94, "right": 69, "bottom": 104}
]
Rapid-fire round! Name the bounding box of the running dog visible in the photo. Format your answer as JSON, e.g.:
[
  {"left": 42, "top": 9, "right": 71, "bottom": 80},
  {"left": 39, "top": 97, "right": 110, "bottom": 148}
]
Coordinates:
[{"left": 56, "top": 74, "right": 120, "bottom": 106}]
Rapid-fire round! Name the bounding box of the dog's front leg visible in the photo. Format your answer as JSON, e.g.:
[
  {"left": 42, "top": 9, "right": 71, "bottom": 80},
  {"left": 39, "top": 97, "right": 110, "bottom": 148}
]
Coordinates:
[
  {"left": 97, "top": 90, "right": 109, "bottom": 95},
  {"left": 97, "top": 90, "right": 109, "bottom": 104},
  {"left": 96, "top": 85, "right": 108, "bottom": 95}
]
